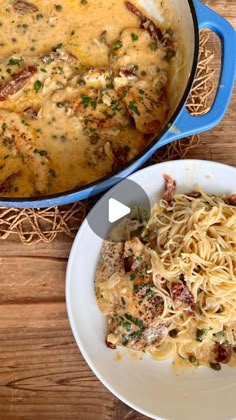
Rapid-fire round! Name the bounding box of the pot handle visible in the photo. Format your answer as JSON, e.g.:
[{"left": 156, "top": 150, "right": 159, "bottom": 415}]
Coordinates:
[{"left": 158, "top": 0, "right": 236, "bottom": 148}]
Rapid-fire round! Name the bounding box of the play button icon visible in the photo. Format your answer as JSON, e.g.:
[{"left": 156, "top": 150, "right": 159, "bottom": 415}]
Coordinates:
[
  {"left": 87, "top": 176, "right": 151, "bottom": 242},
  {"left": 108, "top": 198, "right": 131, "bottom": 223}
]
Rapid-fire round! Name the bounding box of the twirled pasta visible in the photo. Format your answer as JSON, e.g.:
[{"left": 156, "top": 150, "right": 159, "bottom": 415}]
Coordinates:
[{"left": 143, "top": 191, "right": 236, "bottom": 367}]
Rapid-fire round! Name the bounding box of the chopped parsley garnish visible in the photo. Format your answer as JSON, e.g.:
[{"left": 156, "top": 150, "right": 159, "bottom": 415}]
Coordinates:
[
  {"left": 121, "top": 296, "right": 126, "bottom": 305},
  {"left": 81, "top": 95, "right": 91, "bottom": 108},
  {"left": 21, "top": 119, "right": 29, "bottom": 126},
  {"left": 122, "top": 330, "right": 142, "bottom": 346},
  {"left": 122, "top": 337, "right": 129, "bottom": 346},
  {"left": 53, "top": 43, "right": 63, "bottom": 51},
  {"left": 40, "top": 68, "right": 47, "bottom": 73},
  {"left": 91, "top": 101, "right": 97, "bottom": 110},
  {"left": 124, "top": 313, "right": 144, "bottom": 330},
  {"left": 122, "top": 322, "right": 131, "bottom": 332},
  {"left": 147, "top": 289, "right": 157, "bottom": 297},
  {"left": 139, "top": 89, "right": 145, "bottom": 94},
  {"left": 34, "top": 80, "right": 42, "bottom": 92},
  {"left": 2, "top": 123, "right": 7, "bottom": 132},
  {"left": 80, "top": 96, "right": 97, "bottom": 110},
  {"left": 196, "top": 328, "right": 209, "bottom": 342},
  {"left": 130, "top": 273, "right": 136, "bottom": 281},
  {"left": 131, "top": 32, "right": 139, "bottom": 41},
  {"left": 129, "top": 330, "right": 142, "bottom": 340},
  {"left": 136, "top": 255, "right": 143, "bottom": 262},
  {"left": 133, "top": 284, "right": 139, "bottom": 292},
  {"left": 129, "top": 100, "right": 140, "bottom": 116},
  {"left": 33, "top": 149, "right": 48, "bottom": 156},
  {"left": 113, "top": 40, "right": 123, "bottom": 50},
  {"left": 106, "top": 83, "right": 114, "bottom": 89},
  {"left": 133, "top": 283, "right": 156, "bottom": 297},
  {"left": 8, "top": 58, "right": 23, "bottom": 66},
  {"left": 111, "top": 100, "right": 121, "bottom": 113}
]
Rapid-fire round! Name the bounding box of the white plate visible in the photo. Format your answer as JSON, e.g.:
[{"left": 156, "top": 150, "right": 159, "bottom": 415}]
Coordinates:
[{"left": 66, "top": 160, "right": 236, "bottom": 420}]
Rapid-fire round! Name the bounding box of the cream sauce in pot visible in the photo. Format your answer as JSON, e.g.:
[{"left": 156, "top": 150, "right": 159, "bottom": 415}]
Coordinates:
[{"left": 0, "top": 0, "right": 179, "bottom": 196}]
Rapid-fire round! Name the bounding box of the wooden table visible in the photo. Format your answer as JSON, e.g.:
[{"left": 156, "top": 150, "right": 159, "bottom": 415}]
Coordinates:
[{"left": 0, "top": 1, "right": 235, "bottom": 419}]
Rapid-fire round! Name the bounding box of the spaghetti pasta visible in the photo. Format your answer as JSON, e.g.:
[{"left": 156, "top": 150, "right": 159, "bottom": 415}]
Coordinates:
[{"left": 95, "top": 177, "right": 236, "bottom": 369}]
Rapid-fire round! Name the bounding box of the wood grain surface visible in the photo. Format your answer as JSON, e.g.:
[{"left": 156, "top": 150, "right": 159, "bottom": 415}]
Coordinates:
[{"left": 0, "top": 1, "right": 235, "bottom": 419}]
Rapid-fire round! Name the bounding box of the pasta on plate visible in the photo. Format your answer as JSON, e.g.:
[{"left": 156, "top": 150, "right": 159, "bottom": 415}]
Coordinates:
[{"left": 95, "top": 176, "right": 236, "bottom": 370}]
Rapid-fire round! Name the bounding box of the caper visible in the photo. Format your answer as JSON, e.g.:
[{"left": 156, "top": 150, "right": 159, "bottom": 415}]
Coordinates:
[
  {"left": 165, "top": 48, "right": 176, "bottom": 62},
  {"left": 210, "top": 362, "right": 221, "bottom": 371},
  {"left": 57, "top": 102, "right": 64, "bottom": 108},
  {"left": 189, "top": 355, "right": 198, "bottom": 366},
  {"left": 90, "top": 134, "right": 99, "bottom": 144},
  {"left": 169, "top": 329, "right": 178, "bottom": 338}
]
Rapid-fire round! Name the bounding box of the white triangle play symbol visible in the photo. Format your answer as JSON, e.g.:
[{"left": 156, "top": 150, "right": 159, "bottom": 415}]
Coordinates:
[{"left": 108, "top": 198, "right": 131, "bottom": 223}]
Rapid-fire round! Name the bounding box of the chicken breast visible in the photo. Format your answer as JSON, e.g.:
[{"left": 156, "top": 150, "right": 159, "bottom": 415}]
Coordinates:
[
  {"left": 95, "top": 235, "right": 168, "bottom": 350},
  {"left": 110, "top": 28, "right": 169, "bottom": 134},
  {"left": 122, "top": 81, "right": 168, "bottom": 134},
  {"left": 95, "top": 240, "right": 127, "bottom": 316},
  {"left": 0, "top": 110, "right": 50, "bottom": 194}
]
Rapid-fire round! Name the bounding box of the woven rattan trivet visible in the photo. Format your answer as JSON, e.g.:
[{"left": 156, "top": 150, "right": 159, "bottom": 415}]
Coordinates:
[{"left": 0, "top": 30, "right": 215, "bottom": 245}]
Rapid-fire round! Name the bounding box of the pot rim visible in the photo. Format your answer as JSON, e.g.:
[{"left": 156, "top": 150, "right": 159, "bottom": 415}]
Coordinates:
[{"left": 0, "top": 0, "right": 199, "bottom": 206}]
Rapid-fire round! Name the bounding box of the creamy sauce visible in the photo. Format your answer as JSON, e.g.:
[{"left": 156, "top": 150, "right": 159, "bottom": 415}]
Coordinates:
[{"left": 0, "top": 0, "right": 177, "bottom": 196}]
